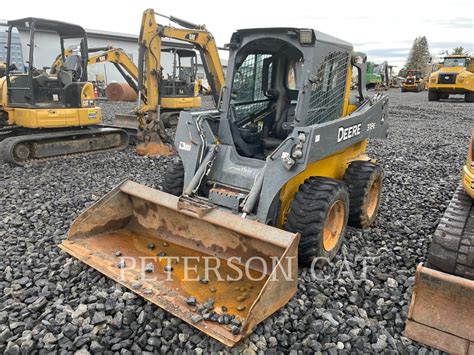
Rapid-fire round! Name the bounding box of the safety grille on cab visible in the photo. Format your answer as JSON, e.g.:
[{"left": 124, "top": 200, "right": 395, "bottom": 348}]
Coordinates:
[{"left": 306, "top": 51, "right": 350, "bottom": 126}]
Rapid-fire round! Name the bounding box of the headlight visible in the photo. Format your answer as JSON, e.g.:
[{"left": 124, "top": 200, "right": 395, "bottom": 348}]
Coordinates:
[
  {"left": 458, "top": 76, "right": 465, "bottom": 83},
  {"left": 430, "top": 76, "right": 436, "bottom": 83},
  {"left": 299, "top": 29, "right": 314, "bottom": 45}
]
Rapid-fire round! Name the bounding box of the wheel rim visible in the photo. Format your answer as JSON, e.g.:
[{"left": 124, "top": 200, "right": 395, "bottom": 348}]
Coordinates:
[
  {"left": 323, "top": 200, "right": 345, "bottom": 252},
  {"left": 13, "top": 144, "right": 30, "bottom": 161},
  {"left": 367, "top": 177, "right": 381, "bottom": 219}
]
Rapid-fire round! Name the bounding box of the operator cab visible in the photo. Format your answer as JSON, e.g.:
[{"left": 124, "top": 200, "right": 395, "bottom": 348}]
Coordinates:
[
  {"left": 223, "top": 28, "right": 353, "bottom": 160},
  {"left": 5, "top": 18, "right": 90, "bottom": 109},
  {"left": 227, "top": 34, "right": 304, "bottom": 158},
  {"left": 160, "top": 48, "right": 198, "bottom": 98}
]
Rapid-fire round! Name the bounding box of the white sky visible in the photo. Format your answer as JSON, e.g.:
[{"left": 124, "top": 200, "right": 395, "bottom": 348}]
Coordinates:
[{"left": 2, "top": 0, "right": 473, "bottom": 71}]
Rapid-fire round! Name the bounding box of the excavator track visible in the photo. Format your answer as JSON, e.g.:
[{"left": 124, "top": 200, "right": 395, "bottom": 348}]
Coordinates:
[
  {"left": 427, "top": 185, "right": 474, "bottom": 279},
  {"left": 0, "top": 127, "right": 129, "bottom": 166},
  {"left": 405, "top": 185, "right": 474, "bottom": 354}
]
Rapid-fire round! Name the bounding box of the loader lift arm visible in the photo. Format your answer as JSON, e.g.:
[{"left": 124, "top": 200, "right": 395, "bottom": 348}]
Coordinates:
[{"left": 136, "top": 9, "right": 225, "bottom": 156}]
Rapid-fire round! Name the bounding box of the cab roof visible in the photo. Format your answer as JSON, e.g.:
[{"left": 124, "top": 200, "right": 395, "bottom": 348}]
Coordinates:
[
  {"left": 8, "top": 17, "right": 86, "bottom": 38},
  {"left": 232, "top": 27, "right": 352, "bottom": 50}
]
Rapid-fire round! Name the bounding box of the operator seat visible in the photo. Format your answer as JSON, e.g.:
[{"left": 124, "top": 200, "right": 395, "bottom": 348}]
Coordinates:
[{"left": 59, "top": 55, "right": 83, "bottom": 86}]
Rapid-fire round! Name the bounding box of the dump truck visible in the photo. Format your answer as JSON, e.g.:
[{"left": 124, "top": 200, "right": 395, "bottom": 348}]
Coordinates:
[
  {"left": 0, "top": 18, "right": 129, "bottom": 165},
  {"left": 401, "top": 70, "right": 426, "bottom": 92},
  {"left": 405, "top": 130, "right": 474, "bottom": 354},
  {"left": 428, "top": 55, "right": 474, "bottom": 102},
  {"left": 60, "top": 23, "right": 389, "bottom": 346}
]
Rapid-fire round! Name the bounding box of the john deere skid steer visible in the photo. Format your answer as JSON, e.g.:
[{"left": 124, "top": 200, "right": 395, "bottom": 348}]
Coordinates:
[
  {"left": 60, "top": 27, "right": 389, "bottom": 346},
  {"left": 405, "top": 130, "right": 474, "bottom": 354}
]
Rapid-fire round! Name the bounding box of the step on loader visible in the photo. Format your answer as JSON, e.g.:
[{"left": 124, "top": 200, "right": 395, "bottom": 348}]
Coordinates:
[
  {"left": 60, "top": 26, "right": 389, "bottom": 346},
  {"left": 405, "top": 131, "right": 474, "bottom": 354}
]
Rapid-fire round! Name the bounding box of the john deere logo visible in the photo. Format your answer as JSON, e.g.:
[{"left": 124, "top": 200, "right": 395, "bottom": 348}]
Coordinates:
[{"left": 338, "top": 123, "right": 362, "bottom": 143}]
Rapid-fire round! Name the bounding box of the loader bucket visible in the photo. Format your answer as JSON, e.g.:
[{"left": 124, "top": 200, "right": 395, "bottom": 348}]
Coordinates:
[
  {"left": 59, "top": 180, "right": 299, "bottom": 347},
  {"left": 405, "top": 263, "right": 474, "bottom": 354}
]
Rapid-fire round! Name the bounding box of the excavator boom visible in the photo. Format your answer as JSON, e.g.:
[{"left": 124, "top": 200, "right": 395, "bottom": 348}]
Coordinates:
[{"left": 135, "top": 9, "right": 225, "bottom": 156}]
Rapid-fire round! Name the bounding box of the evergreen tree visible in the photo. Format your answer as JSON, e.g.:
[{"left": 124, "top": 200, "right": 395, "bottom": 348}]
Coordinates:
[
  {"left": 451, "top": 47, "right": 469, "bottom": 55},
  {"left": 404, "top": 36, "right": 431, "bottom": 75}
]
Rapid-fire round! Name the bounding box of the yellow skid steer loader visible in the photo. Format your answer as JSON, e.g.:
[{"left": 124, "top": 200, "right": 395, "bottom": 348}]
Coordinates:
[{"left": 60, "top": 23, "right": 389, "bottom": 346}]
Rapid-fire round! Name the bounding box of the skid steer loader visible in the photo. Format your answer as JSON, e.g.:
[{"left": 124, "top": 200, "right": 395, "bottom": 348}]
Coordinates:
[
  {"left": 405, "top": 130, "right": 474, "bottom": 354},
  {"left": 60, "top": 27, "right": 389, "bottom": 346}
]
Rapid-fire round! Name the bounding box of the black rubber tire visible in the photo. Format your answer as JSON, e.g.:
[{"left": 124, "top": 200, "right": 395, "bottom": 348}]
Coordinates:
[
  {"left": 465, "top": 91, "right": 474, "bottom": 103},
  {"left": 428, "top": 90, "right": 439, "bottom": 101},
  {"left": 440, "top": 93, "right": 449, "bottom": 100},
  {"left": 284, "top": 177, "right": 349, "bottom": 266},
  {"left": 401, "top": 87, "right": 406, "bottom": 93},
  {"left": 344, "top": 161, "right": 383, "bottom": 229},
  {"left": 162, "top": 158, "right": 185, "bottom": 196},
  {"left": 427, "top": 186, "right": 474, "bottom": 280}
]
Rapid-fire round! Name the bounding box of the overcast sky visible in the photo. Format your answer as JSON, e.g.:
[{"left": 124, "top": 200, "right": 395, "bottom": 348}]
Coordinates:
[{"left": 2, "top": 0, "right": 473, "bottom": 70}]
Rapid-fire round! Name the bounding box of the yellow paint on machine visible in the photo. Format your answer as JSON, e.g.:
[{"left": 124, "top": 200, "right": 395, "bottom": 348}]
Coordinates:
[
  {"left": 10, "top": 107, "right": 101, "bottom": 128},
  {"left": 278, "top": 141, "right": 370, "bottom": 227},
  {"left": 161, "top": 96, "right": 201, "bottom": 109}
]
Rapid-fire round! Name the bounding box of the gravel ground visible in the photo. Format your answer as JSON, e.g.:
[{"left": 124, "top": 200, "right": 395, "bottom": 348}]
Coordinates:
[{"left": 0, "top": 90, "right": 472, "bottom": 354}]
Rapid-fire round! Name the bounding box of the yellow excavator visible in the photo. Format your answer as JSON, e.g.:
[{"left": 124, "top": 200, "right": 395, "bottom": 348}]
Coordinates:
[
  {"left": 133, "top": 10, "right": 225, "bottom": 156},
  {"left": 0, "top": 18, "right": 129, "bottom": 165},
  {"left": 60, "top": 8, "right": 389, "bottom": 346}
]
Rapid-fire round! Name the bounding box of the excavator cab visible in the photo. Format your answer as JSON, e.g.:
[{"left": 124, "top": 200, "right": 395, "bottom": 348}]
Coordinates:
[
  {"left": 5, "top": 18, "right": 95, "bottom": 110},
  {"left": 161, "top": 48, "right": 198, "bottom": 97}
]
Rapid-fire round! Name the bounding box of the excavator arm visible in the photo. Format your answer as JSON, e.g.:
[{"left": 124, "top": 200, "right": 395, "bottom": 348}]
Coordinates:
[
  {"left": 136, "top": 8, "right": 225, "bottom": 156},
  {"left": 87, "top": 47, "right": 145, "bottom": 102},
  {"left": 52, "top": 47, "right": 145, "bottom": 102}
]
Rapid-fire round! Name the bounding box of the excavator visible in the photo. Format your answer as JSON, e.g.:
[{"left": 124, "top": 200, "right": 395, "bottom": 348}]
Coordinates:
[
  {"left": 60, "top": 8, "right": 389, "bottom": 346},
  {"left": 132, "top": 10, "right": 225, "bottom": 156},
  {"left": 405, "top": 130, "right": 474, "bottom": 354},
  {"left": 0, "top": 18, "right": 129, "bottom": 165},
  {"left": 51, "top": 11, "right": 225, "bottom": 156}
]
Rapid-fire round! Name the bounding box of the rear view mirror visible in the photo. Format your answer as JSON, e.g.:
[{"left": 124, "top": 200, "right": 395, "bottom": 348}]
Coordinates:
[{"left": 233, "top": 70, "right": 243, "bottom": 91}]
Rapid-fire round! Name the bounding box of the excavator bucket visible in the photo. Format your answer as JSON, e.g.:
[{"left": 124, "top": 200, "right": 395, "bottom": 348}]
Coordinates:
[
  {"left": 405, "top": 264, "right": 474, "bottom": 354},
  {"left": 59, "top": 181, "right": 299, "bottom": 347}
]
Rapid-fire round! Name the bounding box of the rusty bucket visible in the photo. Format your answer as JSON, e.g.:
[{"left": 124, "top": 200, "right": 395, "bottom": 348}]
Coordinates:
[
  {"left": 59, "top": 181, "right": 299, "bottom": 347},
  {"left": 405, "top": 263, "right": 474, "bottom": 354}
]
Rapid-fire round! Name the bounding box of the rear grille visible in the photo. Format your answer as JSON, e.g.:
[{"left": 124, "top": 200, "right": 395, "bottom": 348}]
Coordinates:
[{"left": 438, "top": 73, "right": 457, "bottom": 84}]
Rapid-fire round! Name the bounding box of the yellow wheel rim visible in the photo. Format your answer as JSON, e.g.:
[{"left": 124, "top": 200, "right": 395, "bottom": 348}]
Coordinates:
[
  {"left": 323, "top": 200, "right": 345, "bottom": 252},
  {"left": 367, "top": 177, "right": 381, "bottom": 219}
]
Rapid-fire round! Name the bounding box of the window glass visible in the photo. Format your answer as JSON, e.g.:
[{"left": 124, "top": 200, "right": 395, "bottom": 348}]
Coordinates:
[
  {"left": 444, "top": 57, "right": 467, "bottom": 68},
  {"left": 231, "top": 53, "right": 272, "bottom": 121},
  {"left": 287, "top": 61, "right": 297, "bottom": 90}
]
